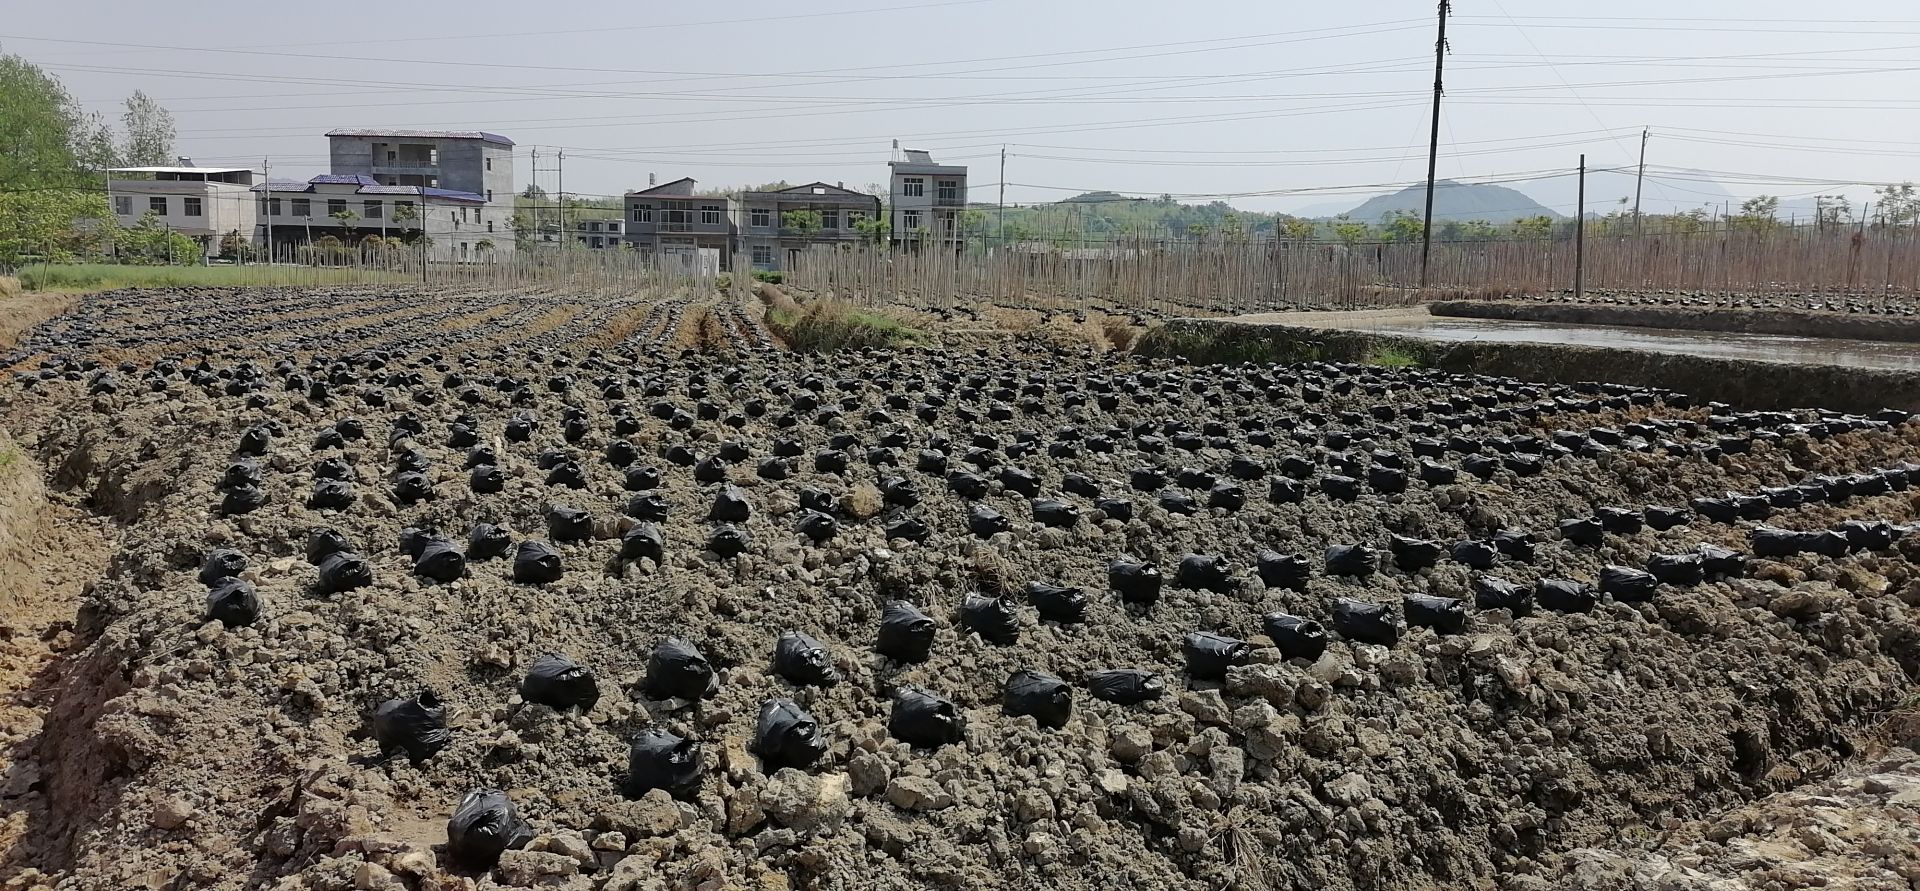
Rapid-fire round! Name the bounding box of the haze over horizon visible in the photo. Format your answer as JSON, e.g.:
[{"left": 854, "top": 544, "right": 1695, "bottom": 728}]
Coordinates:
[{"left": 7, "top": 0, "right": 1919, "bottom": 216}]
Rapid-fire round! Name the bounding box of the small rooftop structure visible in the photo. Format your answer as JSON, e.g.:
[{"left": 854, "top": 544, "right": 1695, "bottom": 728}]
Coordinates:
[{"left": 325, "top": 128, "right": 515, "bottom": 147}]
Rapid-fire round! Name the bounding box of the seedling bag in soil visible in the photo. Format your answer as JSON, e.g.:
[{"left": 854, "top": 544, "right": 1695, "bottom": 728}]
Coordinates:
[
  {"left": 645, "top": 637, "right": 717, "bottom": 701},
  {"left": 1087, "top": 669, "right": 1166, "bottom": 705},
  {"left": 1404, "top": 593, "right": 1467, "bottom": 634},
  {"left": 959, "top": 593, "right": 1020, "bottom": 645},
  {"left": 876, "top": 600, "right": 938, "bottom": 663},
  {"left": 753, "top": 698, "right": 827, "bottom": 770},
  {"left": 512, "top": 541, "right": 564, "bottom": 583},
  {"left": 1534, "top": 578, "right": 1597, "bottom": 613},
  {"left": 888, "top": 686, "right": 964, "bottom": 748},
  {"left": 627, "top": 729, "right": 704, "bottom": 797},
  {"left": 707, "top": 525, "right": 751, "bottom": 558},
  {"left": 1471, "top": 576, "right": 1533, "bottom": 616},
  {"left": 1024, "top": 582, "right": 1088, "bottom": 624},
  {"left": 1645, "top": 553, "right": 1705, "bottom": 586},
  {"left": 413, "top": 539, "right": 466, "bottom": 584},
  {"left": 1182, "top": 631, "right": 1251, "bottom": 680},
  {"left": 315, "top": 552, "right": 373, "bottom": 595},
  {"left": 306, "top": 527, "right": 353, "bottom": 564},
  {"left": 1261, "top": 612, "right": 1328, "bottom": 661},
  {"left": 467, "top": 524, "right": 512, "bottom": 561},
  {"left": 371, "top": 691, "right": 451, "bottom": 763},
  {"left": 772, "top": 631, "right": 839, "bottom": 687},
  {"left": 204, "top": 578, "right": 261, "bottom": 627},
  {"left": 520, "top": 653, "right": 599, "bottom": 711},
  {"left": 1324, "top": 544, "right": 1378, "bottom": 578},
  {"left": 199, "top": 549, "right": 248, "bottom": 586},
  {"left": 620, "top": 523, "right": 666, "bottom": 563},
  {"left": 1600, "top": 565, "right": 1658, "bottom": 602},
  {"left": 446, "top": 789, "right": 534, "bottom": 870},
  {"left": 1002, "top": 669, "right": 1073, "bottom": 729},
  {"left": 1331, "top": 598, "right": 1399, "bottom": 646}
]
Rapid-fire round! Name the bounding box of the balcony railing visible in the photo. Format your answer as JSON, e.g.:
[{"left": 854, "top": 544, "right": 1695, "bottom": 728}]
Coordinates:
[{"left": 935, "top": 193, "right": 966, "bottom": 207}]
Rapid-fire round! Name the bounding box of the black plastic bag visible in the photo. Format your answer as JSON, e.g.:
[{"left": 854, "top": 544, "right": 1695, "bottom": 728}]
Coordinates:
[
  {"left": 645, "top": 637, "right": 717, "bottom": 700},
  {"left": 693, "top": 456, "right": 728, "bottom": 484},
  {"left": 707, "top": 524, "right": 751, "bottom": 558},
  {"left": 627, "top": 729, "right": 704, "bottom": 797},
  {"left": 1367, "top": 466, "right": 1408, "bottom": 494},
  {"left": 1324, "top": 544, "right": 1379, "bottom": 577},
  {"left": 1462, "top": 454, "right": 1499, "bottom": 479},
  {"left": 1256, "top": 551, "right": 1311, "bottom": 591},
  {"left": 1492, "top": 529, "right": 1535, "bottom": 562},
  {"left": 1750, "top": 526, "right": 1802, "bottom": 558},
  {"left": 624, "top": 492, "right": 669, "bottom": 522},
  {"left": 414, "top": 539, "right": 466, "bottom": 583},
  {"left": 1062, "top": 473, "right": 1101, "bottom": 498},
  {"left": 1108, "top": 559, "right": 1163, "bottom": 607},
  {"left": 605, "top": 440, "right": 639, "bottom": 467},
  {"left": 520, "top": 653, "right": 599, "bottom": 711},
  {"left": 1450, "top": 540, "right": 1498, "bottom": 570},
  {"left": 1696, "top": 544, "right": 1747, "bottom": 578},
  {"left": 1596, "top": 507, "right": 1643, "bottom": 534},
  {"left": 753, "top": 699, "right": 827, "bottom": 770},
  {"left": 1206, "top": 483, "right": 1246, "bottom": 512},
  {"left": 1320, "top": 474, "right": 1361, "bottom": 501},
  {"left": 199, "top": 548, "right": 248, "bottom": 586},
  {"left": 1331, "top": 598, "right": 1399, "bottom": 646},
  {"left": 235, "top": 424, "right": 272, "bottom": 456},
  {"left": 1174, "top": 554, "right": 1233, "bottom": 593},
  {"left": 813, "top": 449, "right": 849, "bottom": 474},
  {"left": 1183, "top": 631, "right": 1252, "bottom": 680},
  {"left": 708, "top": 484, "right": 751, "bottom": 523},
  {"left": 623, "top": 465, "right": 662, "bottom": 492},
  {"left": 315, "top": 551, "right": 373, "bottom": 595},
  {"left": 1095, "top": 498, "right": 1134, "bottom": 522},
  {"left": 468, "top": 523, "right": 512, "bottom": 561},
  {"left": 1030, "top": 498, "right": 1080, "bottom": 528},
  {"left": 1156, "top": 491, "right": 1199, "bottom": 515},
  {"left": 205, "top": 577, "right": 261, "bottom": 627},
  {"left": 1646, "top": 552, "right": 1704, "bottom": 586},
  {"left": 1404, "top": 593, "right": 1467, "bottom": 634},
  {"left": 876, "top": 600, "right": 937, "bottom": 663},
  {"left": 1002, "top": 669, "right": 1073, "bottom": 729},
  {"left": 1837, "top": 519, "right": 1895, "bottom": 552},
  {"left": 547, "top": 505, "right": 593, "bottom": 543},
  {"left": 882, "top": 515, "right": 930, "bottom": 543},
  {"left": 959, "top": 593, "right": 1020, "bottom": 645},
  {"left": 305, "top": 478, "right": 354, "bottom": 510},
  {"left": 1471, "top": 576, "right": 1533, "bottom": 617},
  {"left": 947, "top": 471, "right": 988, "bottom": 499},
  {"left": 306, "top": 527, "right": 354, "bottom": 564},
  {"left": 512, "top": 540, "right": 565, "bottom": 583},
  {"left": 1418, "top": 459, "right": 1458, "bottom": 485},
  {"left": 967, "top": 505, "right": 1010, "bottom": 538},
  {"left": 1690, "top": 496, "right": 1740, "bottom": 523},
  {"left": 446, "top": 789, "right": 534, "bottom": 870},
  {"left": 220, "top": 483, "right": 268, "bottom": 515},
  {"left": 797, "top": 488, "right": 836, "bottom": 515},
  {"left": 1024, "top": 582, "right": 1088, "bottom": 624},
  {"left": 464, "top": 465, "right": 502, "bottom": 495},
  {"left": 1389, "top": 535, "right": 1445, "bottom": 572},
  {"left": 1559, "top": 517, "right": 1605, "bottom": 547},
  {"left": 1267, "top": 477, "right": 1306, "bottom": 504},
  {"left": 545, "top": 460, "right": 588, "bottom": 490},
  {"left": 612, "top": 522, "right": 662, "bottom": 564},
  {"left": 1600, "top": 565, "right": 1658, "bottom": 602},
  {"left": 888, "top": 686, "right": 964, "bottom": 748},
  {"left": 1261, "top": 612, "right": 1328, "bottom": 661},
  {"left": 1535, "top": 577, "right": 1596, "bottom": 613},
  {"left": 1088, "top": 669, "right": 1165, "bottom": 705},
  {"left": 772, "top": 631, "right": 839, "bottom": 687},
  {"left": 1644, "top": 506, "right": 1692, "bottom": 531},
  {"left": 1801, "top": 529, "right": 1850, "bottom": 558},
  {"left": 312, "top": 457, "right": 353, "bottom": 482},
  {"left": 388, "top": 471, "right": 434, "bottom": 504},
  {"left": 371, "top": 690, "right": 451, "bottom": 763},
  {"left": 223, "top": 457, "right": 263, "bottom": 488},
  {"left": 1129, "top": 467, "right": 1168, "bottom": 492}
]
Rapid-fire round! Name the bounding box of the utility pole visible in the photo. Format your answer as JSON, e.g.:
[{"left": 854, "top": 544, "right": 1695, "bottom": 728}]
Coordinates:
[
  {"left": 1418, "top": 0, "right": 1450, "bottom": 288},
  {"left": 998, "top": 145, "right": 1007, "bottom": 252},
  {"left": 530, "top": 147, "right": 540, "bottom": 250},
  {"left": 1574, "top": 154, "right": 1587, "bottom": 300},
  {"left": 557, "top": 150, "right": 567, "bottom": 274},
  {"left": 263, "top": 158, "right": 274, "bottom": 265},
  {"left": 1631, "top": 128, "right": 1648, "bottom": 237}
]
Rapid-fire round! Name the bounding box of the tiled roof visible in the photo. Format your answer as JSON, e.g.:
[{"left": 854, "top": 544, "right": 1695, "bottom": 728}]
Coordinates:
[
  {"left": 326, "top": 128, "right": 514, "bottom": 147},
  {"left": 311, "top": 174, "right": 379, "bottom": 186},
  {"left": 421, "top": 187, "right": 485, "bottom": 203},
  {"left": 250, "top": 179, "right": 316, "bottom": 193},
  {"left": 357, "top": 185, "right": 421, "bottom": 195}
]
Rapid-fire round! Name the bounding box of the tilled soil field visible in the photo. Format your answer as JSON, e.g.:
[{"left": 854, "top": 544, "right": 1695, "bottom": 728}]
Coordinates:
[{"left": 0, "top": 287, "right": 1916, "bottom": 891}]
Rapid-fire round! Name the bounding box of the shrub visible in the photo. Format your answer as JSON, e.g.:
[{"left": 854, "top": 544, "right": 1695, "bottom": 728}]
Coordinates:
[
  {"left": 1367, "top": 346, "right": 1422, "bottom": 368},
  {"left": 765, "top": 300, "right": 919, "bottom": 352},
  {"left": 712, "top": 273, "right": 732, "bottom": 292},
  {"left": 0, "top": 276, "right": 18, "bottom": 299},
  {"left": 751, "top": 270, "right": 785, "bottom": 284}
]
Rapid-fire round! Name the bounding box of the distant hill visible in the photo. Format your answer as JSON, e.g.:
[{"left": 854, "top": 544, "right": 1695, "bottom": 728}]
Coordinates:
[
  {"left": 1513, "top": 167, "right": 1731, "bottom": 218},
  {"left": 1325, "top": 180, "right": 1560, "bottom": 223}
]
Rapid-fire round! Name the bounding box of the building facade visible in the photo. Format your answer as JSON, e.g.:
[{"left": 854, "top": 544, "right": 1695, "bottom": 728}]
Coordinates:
[
  {"left": 325, "top": 129, "right": 515, "bottom": 248},
  {"left": 253, "top": 175, "right": 494, "bottom": 261},
  {"left": 738, "top": 182, "right": 881, "bottom": 271},
  {"left": 107, "top": 165, "right": 259, "bottom": 259},
  {"left": 623, "top": 178, "right": 737, "bottom": 274},
  {"left": 574, "top": 219, "right": 625, "bottom": 249},
  {"left": 888, "top": 150, "right": 967, "bottom": 251}
]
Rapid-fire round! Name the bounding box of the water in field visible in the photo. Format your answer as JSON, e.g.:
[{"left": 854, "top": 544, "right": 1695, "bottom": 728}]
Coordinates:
[{"left": 1289, "top": 312, "right": 1920, "bottom": 373}]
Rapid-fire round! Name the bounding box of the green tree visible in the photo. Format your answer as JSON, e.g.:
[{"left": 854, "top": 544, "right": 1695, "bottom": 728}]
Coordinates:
[
  {"left": 0, "top": 54, "right": 118, "bottom": 263},
  {"left": 1381, "top": 210, "right": 1425, "bottom": 243},
  {"left": 330, "top": 209, "right": 360, "bottom": 244},
  {"left": 1510, "top": 215, "right": 1555, "bottom": 240},
  {"left": 1280, "top": 217, "right": 1317, "bottom": 242},
  {"left": 1873, "top": 182, "right": 1919, "bottom": 228},
  {"left": 1332, "top": 217, "right": 1370, "bottom": 244},
  {"left": 119, "top": 90, "right": 176, "bottom": 167},
  {"left": 852, "top": 214, "right": 890, "bottom": 246},
  {"left": 1815, "top": 195, "right": 1852, "bottom": 230},
  {"left": 781, "top": 208, "right": 823, "bottom": 237},
  {"left": 1733, "top": 195, "right": 1779, "bottom": 231}
]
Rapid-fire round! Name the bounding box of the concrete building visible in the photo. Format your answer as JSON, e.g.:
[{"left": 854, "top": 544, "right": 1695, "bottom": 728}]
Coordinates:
[
  {"left": 888, "top": 149, "right": 967, "bottom": 251},
  {"left": 739, "top": 182, "right": 881, "bottom": 271},
  {"left": 325, "top": 129, "right": 515, "bottom": 248},
  {"left": 624, "top": 178, "right": 737, "bottom": 274},
  {"left": 253, "top": 175, "right": 495, "bottom": 261},
  {"left": 574, "top": 219, "right": 625, "bottom": 249},
  {"left": 107, "top": 164, "right": 259, "bottom": 259}
]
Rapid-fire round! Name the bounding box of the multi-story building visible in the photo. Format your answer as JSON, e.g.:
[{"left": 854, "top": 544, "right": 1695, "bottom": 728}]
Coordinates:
[
  {"left": 738, "top": 182, "right": 881, "bottom": 271},
  {"left": 253, "top": 174, "right": 495, "bottom": 261},
  {"left": 623, "top": 178, "right": 737, "bottom": 274},
  {"left": 107, "top": 164, "right": 259, "bottom": 259},
  {"left": 574, "top": 219, "right": 625, "bottom": 249},
  {"left": 888, "top": 149, "right": 967, "bottom": 251},
  {"left": 325, "top": 129, "right": 515, "bottom": 248}
]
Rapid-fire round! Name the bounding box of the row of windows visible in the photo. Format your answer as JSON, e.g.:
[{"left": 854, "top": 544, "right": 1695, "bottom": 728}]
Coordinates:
[
  {"left": 116, "top": 196, "right": 206, "bottom": 217},
  {"left": 899, "top": 178, "right": 961, "bottom": 200}
]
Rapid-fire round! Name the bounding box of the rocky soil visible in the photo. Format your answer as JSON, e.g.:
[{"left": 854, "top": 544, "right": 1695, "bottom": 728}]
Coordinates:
[{"left": 0, "top": 286, "right": 1915, "bottom": 891}]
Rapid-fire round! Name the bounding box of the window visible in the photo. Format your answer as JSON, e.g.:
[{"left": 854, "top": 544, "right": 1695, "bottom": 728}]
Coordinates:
[
  {"left": 149, "top": 196, "right": 168, "bottom": 214},
  {"left": 268, "top": 198, "right": 282, "bottom": 216},
  {"left": 903, "top": 210, "right": 922, "bottom": 231},
  {"left": 632, "top": 204, "right": 652, "bottom": 223},
  {"left": 393, "top": 200, "right": 414, "bottom": 218},
  {"left": 292, "top": 198, "right": 311, "bottom": 217},
  {"left": 486, "top": 189, "right": 493, "bottom": 202},
  {"left": 749, "top": 208, "right": 771, "bottom": 228},
  {"left": 751, "top": 245, "right": 773, "bottom": 266},
  {"left": 486, "top": 221, "right": 494, "bottom": 233},
  {"left": 460, "top": 242, "right": 469, "bottom": 258},
  {"left": 183, "top": 197, "right": 203, "bottom": 217},
  {"left": 937, "top": 180, "right": 960, "bottom": 203},
  {"left": 591, "top": 237, "right": 603, "bottom": 248},
  {"left": 485, "top": 157, "right": 493, "bottom": 171},
  {"left": 700, "top": 205, "right": 722, "bottom": 225},
  {"left": 902, "top": 177, "right": 924, "bottom": 198},
  {"left": 820, "top": 210, "right": 839, "bottom": 230},
  {"left": 363, "top": 200, "right": 383, "bottom": 219},
  {"left": 589, "top": 222, "right": 600, "bottom": 232},
  {"left": 848, "top": 210, "right": 866, "bottom": 225},
  {"left": 579, "top": 237, "right": 589, "bottom": 246},
  {"left": 326, "top": 199, "right": 346, "bottom": 217},
  {"left": 113, "top": 196, "right": 132, "bottom": 215}
]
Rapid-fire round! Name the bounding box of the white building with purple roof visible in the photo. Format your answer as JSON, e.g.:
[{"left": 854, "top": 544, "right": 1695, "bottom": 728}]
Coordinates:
[{"left": 252, "top": 174, "right": 496, "bottom": 262}]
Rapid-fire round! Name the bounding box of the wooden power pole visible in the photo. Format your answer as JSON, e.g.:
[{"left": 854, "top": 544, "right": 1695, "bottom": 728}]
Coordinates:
[
  {"left": 1631, "top": 128, "right": 1648, "bottom": 237},
  {"left": 1419, "top": 0, "right": 1450, "bottom": 288},
  {"left": 1575, "top": 153, "right": 1587, "bottom": 300}
]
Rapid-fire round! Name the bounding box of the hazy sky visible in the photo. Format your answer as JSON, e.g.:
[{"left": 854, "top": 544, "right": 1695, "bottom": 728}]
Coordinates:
[{"left": 7, "top": 0, "right": 1920, "bottom": 215}]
